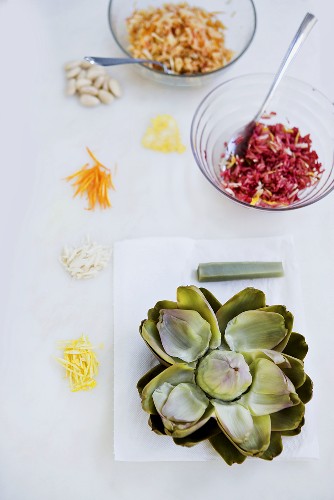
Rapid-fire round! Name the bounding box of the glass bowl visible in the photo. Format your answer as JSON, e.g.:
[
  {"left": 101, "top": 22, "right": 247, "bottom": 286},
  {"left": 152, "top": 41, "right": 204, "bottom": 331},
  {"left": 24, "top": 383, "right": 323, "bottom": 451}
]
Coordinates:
[
  {"left": 107, "top": 0, "right": 257, "bottom": 87},
  {"left": 191, "top": 73, "right": 334, "bottom": 211}
]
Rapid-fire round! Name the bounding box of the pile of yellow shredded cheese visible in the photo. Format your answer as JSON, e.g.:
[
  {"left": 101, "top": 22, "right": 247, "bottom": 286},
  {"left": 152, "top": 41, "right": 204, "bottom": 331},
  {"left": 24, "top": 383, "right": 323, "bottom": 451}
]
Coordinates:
[
  {"left": 142, "top": 114, "right": 186, "bottom": 153},
  {"left": 56, "top": 335, "right": 99, "bottom": 392}
]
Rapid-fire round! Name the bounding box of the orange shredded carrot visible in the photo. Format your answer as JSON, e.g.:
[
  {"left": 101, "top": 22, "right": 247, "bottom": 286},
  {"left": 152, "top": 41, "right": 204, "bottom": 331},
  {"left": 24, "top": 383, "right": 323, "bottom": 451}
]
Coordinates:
[{"left": 65, "top": 148, "right": 115, "bottom": 210}]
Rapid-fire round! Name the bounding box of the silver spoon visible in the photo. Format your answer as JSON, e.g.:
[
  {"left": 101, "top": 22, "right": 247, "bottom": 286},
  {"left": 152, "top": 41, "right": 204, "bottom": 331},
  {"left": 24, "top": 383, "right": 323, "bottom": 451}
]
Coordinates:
[
  {"left": 223, "top": 12, "right": 317, "bottom": 163},
  {"left": 84, "top": 56, "right": 175, "bottom": 75}
]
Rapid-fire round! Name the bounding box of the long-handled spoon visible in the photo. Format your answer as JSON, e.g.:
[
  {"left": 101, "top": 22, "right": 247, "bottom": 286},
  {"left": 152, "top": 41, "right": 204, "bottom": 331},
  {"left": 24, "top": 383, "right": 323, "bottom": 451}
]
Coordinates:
[
  {"left": 223, "top": 12, "right": 317, "bottom": 163},
  {"left": 84, "top": 56, "right": 174, "bottom": 75}
]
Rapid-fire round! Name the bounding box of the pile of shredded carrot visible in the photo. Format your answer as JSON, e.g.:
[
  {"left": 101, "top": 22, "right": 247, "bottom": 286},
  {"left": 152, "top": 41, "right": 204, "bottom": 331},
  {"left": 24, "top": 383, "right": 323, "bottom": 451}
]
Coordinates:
[
  {"left": 56, "top": 335, "right": 99, "bottom": 392},
  {"left": 65, "top": 147, "right": 115, "bottom": 210}
]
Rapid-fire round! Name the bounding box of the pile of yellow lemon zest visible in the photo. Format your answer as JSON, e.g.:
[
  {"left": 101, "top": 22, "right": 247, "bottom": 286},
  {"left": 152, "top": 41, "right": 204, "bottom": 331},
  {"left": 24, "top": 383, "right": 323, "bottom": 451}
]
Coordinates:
[
  {"left": 56, "top": 335, "right": 99, "bottom": 392},
  {"left": 65, "top": 147, "right": 115, "bottom": 210},
  {"left": 142, "top": 114, "right": 186, "bottom": 153}
]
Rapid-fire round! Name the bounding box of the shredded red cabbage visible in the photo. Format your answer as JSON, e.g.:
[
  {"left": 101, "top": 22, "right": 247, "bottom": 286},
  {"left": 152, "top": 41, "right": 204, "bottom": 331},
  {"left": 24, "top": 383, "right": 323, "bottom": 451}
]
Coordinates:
[{"left": 220, "top": 122, "right": 323, "bottom": 207}]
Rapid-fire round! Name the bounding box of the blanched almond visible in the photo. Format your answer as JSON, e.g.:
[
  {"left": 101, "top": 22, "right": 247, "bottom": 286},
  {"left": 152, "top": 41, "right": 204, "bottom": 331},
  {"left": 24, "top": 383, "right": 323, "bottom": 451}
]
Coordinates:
[
  {"left": 98, "top": 89, "right": 115, "bottom": 104},
  {"left": 66, "top": 79, "right": 77, "bottom": 96},
  {"left": 76, "top": 78, "right": 92, "bottom": 89},
  {"left": 66, "top": 66, "right": 81, "bottom": 79},
  {"left": 103, "top": 79, "right": 109, "bottom": 91},
  {"left": 87, "top": 66, "right": 106, "bottom": 80},
  {"left": 79, "top": 94, "right": 100, "bottom": 107},
  {"left": 79, "top": 85, "right": 99, "bottom": 96},
  {"left": 78, "top": 69, "right": 87, "bottom": 79},
  {"left": 108, "top": 78, "right": 122, "bottom": 97},
  {"left": 93, "top": 75, "right": 105, "bottom": 89},
  {"left": 80, "top": 60, "right": 93, "bottom": 69},
  {"left": 64, "top": 60, "right": 81, "bottom": 71}
]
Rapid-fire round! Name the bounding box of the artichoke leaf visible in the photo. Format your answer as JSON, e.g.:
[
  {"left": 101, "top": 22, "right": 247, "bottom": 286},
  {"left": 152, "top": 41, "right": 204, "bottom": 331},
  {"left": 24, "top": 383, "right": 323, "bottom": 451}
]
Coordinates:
[
  {"left": 143, "top": 340, "right": 173, "bottom": 367},
  {"left": 249, "top": 357, "right": 294, "bottom": 395},
  {"left": 148, "top": 300, "right": 178, "bottom": 321},
  {"left": 260, "top": 305, "right": 293, "bottom": 352},
  {"left": 283, "top": 332, "right": 308, "bottom": 360},
  {"left": 259, "top": 431, "right": 283, "bottom": 461},
  {"left": 241, "top": 392, "right": 298, "bottom": 416},
  {"left": 279, "top": 354, "right": 306, "bottom": 389},
  {"left": 199, "top": 287, "right": 223, "bottom": 313},
  {"left": 281, "top": 417, "right": 305, "bottom": 436},
  {"left": 152, "top": 382, "right": 174, "bottom": 418},
  {"left": 148, "top": 414, "right": 166, "bottom": 435},
  {"left": 225, "top": 310, "right": 287, "bottom": 352},
  {"left": 173, "top": 418, "right": 221, "bottom": 447},
  {"left": 157, "top": 309, "right": 211, "bottom": 363},
  {"left": 296, "top": 374, "right": 313, "bottom": 404},
  {"left": 141, "top": 364, "right": 195, "bottom": 414},
  {"left": 167, "top": 405, "right": 215, "bottom": 438},
  {"left": 213, "top": 400, "right": 271, "bottom": 456},
  {"left": 157, "top": 383, "right": 209, "bottom": 424},
  {"left": 239, "top": 414, "right": 271, "bottom": 456},
  {"left": 177, "top": 286, "right": 221, "bottom": 349},
  {"left": 209, "top": 432, "right": 247, "bottom": 465},
  {"left": 137, "top": 364, "right": 167, "bottom": 396},
  {"left": 140, "top": 319, "right": 183, "bottom": 366},
  {"left": 270, "top": 401, "right": 305, "bottom": 431},
  {"left": 240, "top": 358, "right": 299, "bottom": 416},
  {"left": 216, "top": 287, "right": 266, "bottom": 335},
  {"left": 241, "top": 349, "right": 288, "bottom": 367}
]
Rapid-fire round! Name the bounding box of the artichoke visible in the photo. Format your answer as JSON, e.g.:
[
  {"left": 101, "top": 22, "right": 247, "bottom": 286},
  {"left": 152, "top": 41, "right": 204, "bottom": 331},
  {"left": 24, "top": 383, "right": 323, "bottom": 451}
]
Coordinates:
[{"left": 137, "top": 286, "right": 313, "bottom": 465}]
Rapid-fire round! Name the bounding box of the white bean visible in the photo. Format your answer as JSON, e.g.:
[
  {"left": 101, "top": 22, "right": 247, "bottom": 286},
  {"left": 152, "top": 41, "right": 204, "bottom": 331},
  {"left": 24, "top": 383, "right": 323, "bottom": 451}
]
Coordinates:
[
  {"left": 79, "top": 94, "right": 100, "bottom": 107},
  {"left": 108, "top": 78, "right": 122, "bottom": 97},
  {"left": 98, "top": 89, "right": 115, "bottom": 104}
]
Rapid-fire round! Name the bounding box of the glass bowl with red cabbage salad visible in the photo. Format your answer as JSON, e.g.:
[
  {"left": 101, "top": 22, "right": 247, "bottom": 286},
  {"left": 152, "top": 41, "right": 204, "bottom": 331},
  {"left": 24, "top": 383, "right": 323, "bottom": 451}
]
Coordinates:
[{"left": 191, "top": 73, "right": 334, "bottom": 210}]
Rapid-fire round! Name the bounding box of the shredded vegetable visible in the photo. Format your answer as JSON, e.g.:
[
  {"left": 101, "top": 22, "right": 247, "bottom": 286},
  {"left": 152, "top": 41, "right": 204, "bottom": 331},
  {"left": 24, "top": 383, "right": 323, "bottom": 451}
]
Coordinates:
[
  {"left": 56, "top": 335, "right": 99, "bottom": 392},
  {"left": 220, "top": 122, "right": 323, "bottom": 207},
  {"left": 65, "top": 148, "right": 115, "bottom": 210},
  {"left": 126, "top": 3, "right": 233, "bottom": 74}
]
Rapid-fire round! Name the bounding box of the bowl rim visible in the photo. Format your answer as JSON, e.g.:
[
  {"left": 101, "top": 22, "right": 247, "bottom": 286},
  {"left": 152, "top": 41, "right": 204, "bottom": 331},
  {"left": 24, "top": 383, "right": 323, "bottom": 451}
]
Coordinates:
[
  {"left": 107, "top": 0, "right": 257, "bottom": 79},
  {"left": 190, "top": 72, "right": 334, "bottom": 211}
]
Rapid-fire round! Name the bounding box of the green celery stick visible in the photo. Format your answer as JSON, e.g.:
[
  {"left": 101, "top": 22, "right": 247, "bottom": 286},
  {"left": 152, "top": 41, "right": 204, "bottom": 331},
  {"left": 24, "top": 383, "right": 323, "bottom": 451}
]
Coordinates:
[{"left": 197, "top": 262, "right": 284, "bottom": 282}]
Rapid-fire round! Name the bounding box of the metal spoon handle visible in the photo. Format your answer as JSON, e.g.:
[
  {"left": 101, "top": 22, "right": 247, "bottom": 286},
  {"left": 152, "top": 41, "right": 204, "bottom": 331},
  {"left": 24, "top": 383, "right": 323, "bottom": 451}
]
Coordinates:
[
  {"left": 255, "top": 12, "right": 317, "bottom": 121},
  {"left": 84, "top": 56, "right": 171, "bottom": 74}
]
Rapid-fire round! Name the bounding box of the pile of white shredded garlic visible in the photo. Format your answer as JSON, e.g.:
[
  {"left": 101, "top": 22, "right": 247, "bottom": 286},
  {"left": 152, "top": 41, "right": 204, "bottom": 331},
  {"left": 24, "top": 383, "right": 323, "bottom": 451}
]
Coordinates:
[{"left": 60, "top": 237, "right": 111, "bottom": 279}]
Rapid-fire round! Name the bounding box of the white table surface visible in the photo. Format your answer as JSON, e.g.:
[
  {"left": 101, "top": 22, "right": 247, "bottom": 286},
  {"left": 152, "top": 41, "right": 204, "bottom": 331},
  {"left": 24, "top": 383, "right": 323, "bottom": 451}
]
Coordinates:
[{"left": 1, "top": 0, "right": 334, "bottom": 499}]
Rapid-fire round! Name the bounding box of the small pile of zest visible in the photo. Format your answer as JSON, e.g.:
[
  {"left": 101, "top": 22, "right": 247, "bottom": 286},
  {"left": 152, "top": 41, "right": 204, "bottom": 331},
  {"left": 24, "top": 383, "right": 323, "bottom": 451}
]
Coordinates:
[
  {"left": 126, "top": 3, "right": 233, "bottom": 74},
  {"left": 220, "top": 122, "right": 323, "bottom": 207},
  {"left": 56, "top": 335, "right": 99, "bottom": 392},
  {"left": 65, "top": 148, "right": 115, "bottom": 210},
  {"left": 142, "top": 114, "right": 186, "bottom": 153}
]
